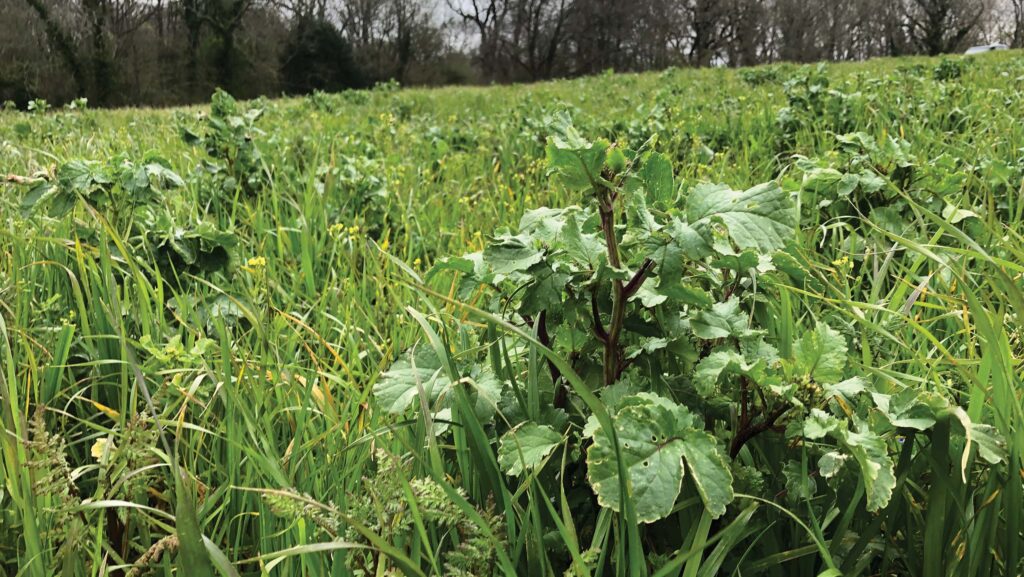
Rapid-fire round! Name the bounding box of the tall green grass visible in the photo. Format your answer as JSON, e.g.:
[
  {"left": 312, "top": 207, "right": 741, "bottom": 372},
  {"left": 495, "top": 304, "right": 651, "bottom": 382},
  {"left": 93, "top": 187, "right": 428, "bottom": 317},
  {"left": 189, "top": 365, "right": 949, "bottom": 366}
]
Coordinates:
[{"left": 0, "top": 52, "right": 1022, "bottom": 575}]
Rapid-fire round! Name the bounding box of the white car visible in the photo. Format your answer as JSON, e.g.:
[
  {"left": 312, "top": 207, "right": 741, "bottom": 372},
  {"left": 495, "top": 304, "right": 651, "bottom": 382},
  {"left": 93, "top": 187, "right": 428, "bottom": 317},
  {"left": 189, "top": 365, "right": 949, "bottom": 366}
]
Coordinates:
[{"left": 965, "top": 43, "right": 1009, "bottom": 55}]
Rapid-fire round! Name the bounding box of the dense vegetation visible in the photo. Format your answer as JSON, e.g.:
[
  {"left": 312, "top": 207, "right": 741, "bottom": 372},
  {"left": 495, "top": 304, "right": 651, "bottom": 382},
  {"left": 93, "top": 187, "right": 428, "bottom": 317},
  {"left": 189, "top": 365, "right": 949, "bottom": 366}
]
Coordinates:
[{"left": 1, "top": 51, "right": 1023, "bottom": 576}]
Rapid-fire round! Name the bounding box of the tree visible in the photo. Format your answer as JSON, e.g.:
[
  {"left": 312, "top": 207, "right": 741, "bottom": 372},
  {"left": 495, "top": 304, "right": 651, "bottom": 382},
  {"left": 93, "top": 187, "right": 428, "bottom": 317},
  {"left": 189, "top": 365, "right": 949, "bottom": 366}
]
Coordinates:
[
  {"left": 20, "top": 0, "right": 88, "bottom": 95},
  {"left": 504, "top": 0, "right": 571, "bottom": 81},
  {"left": 683, "top": 0, "right": 730, "bottom": 66},
  {"left": 446, "top": 0, "right": 510, "bottom": 80},
  {"left": 281, "top": 18, "right": 363, "bottom": 92},
  {"left": 901, "top": 0, "right": 988, "bottom": 54},
  {"left": 1009, "top": 0, "right": 1024, "bottom": 46},
  {"left": 203, "top": 0, "right": 261, "bottom": 91}
]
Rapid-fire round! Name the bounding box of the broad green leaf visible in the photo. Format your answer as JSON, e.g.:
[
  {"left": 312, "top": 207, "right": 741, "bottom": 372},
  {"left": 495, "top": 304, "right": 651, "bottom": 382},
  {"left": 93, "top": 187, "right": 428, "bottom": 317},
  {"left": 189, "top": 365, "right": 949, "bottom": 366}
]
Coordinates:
[
  {"left": 624, "top": 190, "right": 661, "bottom": 243},
  {"left": 690, "top": 298, "right": 747, "bottom": 340},
  {"left": 692, "top": 350, "right": 756, "bottom": 397},
  {"left": 560, "top": 212, "right": 605, "bottom": 267},
  {"left": 872, "top": 388, "right": 938, "bottom": 431},
  {"left": 949, "top": 406, "right": 1007, "bottom": 473},
  {"left": 823, "top": 377, "right": 867, "bottom": 400},
  {"left": 965, "top": 422, "right": 1006, "bottom": 465},
  {"left": 625, "top": 337, "right": 669, "bottom": 360},
  {"left": 586, "top": 401, "right": 688, "bottom": 523},
  {"left": 686, "top": 182, "right": 795, "bottom": 253},
  {"left": 374, "top": 346, "right": 452, "bottom": 414},
  {"left": 498, "top": 423, "right": 563, "bottom": 476},
  {"left": 427, "top": 252, "right": 486, "bottom": 283},
  {"left": 586, "top": 395, "right": 732, "bottom": 522},
  {"left": 20, "top": 181, "right": 58, "bottom": 215},
  {"left": 783, "top": 461, "right": 816, "bottom": 500},
  {"left": 667, "top": 217, "right": 712, "bottom": 261},
  {"left": 941, "top": 203, "right": 979, "bottom": 224},
  {"left": 858, "top": 170, "right": 887, "bottom": 193},
  {"left": 640, "top": 152, "right": 674, "bottom": 203},
  {"left": 467, "top": 365, "right": 502, "bottom": 422},
  {"left": 793, "top": 323, "right": 847, "bottom": 383},
  {"left": 677, "top": 430, "right": 734, "bottom": 517},
  {"left": 837, "top": 173, "right": 860, "bottom": 197},
  {"left": 841, "top": 427, "right": 896, "bottom": 512},
  {"left": 631, "top": 278, "right": 668, "bottom": 308},
  {"left": 740, "top": 337, "right": 780, "bottom": 365},
  {"left": 483, "top": 233, "right": 544, "bottom": 277},
  {"left": 800, "top": 408, "right": 842, "bottom": 440},
  {"left": 710, "top": 250, "right": 760, "bottom": 273},
  {"left": 801, "top": 167, "right": 844, "bottom": 194},
  {"left": 520, "top": 261, "right": 569, "bottom": 316},
  {"left": 519, "top": 206, "right": 568, "bottom": 244},
  {"left": 818, "top": 451, "right": 848, "bottom": 478},
  {"left": 58, "top": 159, "right": 111, "bottom": 194},
  {"left": 545, "top": 113, "right": 608, "bottom": 192}
]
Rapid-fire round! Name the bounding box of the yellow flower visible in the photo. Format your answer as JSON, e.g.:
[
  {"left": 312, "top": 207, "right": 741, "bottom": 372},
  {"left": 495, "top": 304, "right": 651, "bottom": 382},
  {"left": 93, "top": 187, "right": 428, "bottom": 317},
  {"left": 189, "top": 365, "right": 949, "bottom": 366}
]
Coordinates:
[
  {"left": 241, "top": 256, "right": 267, "bottom": 274},
  {"left": 329, "top": 222, "right": 346, "bottom": 235},
  {"left": 91, "top": 437, "right": 114, "bottom": 460},
  {"left": 413, "top": 258, "right": 422, "bottom": 268}
]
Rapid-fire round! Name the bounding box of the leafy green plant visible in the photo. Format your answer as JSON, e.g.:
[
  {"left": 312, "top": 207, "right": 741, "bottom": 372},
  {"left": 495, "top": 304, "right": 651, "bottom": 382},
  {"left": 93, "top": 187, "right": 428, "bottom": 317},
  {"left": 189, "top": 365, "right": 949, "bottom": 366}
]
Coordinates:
[
  {"left": 26, "top": 99, "right": 50, "bottom": 114},
  {"left": 376, "top": 114, "right": 1009, "bottom": 573},
  {"left": 933, "top": 58, "right": 965, "bottom": 81},
  {"left": 19, "top": 154, "right": 185, "bottom": 218},
  {"left": 64, "top": 98, "right": 88, "bottom": 111},
  {"left": 180, "top": 89, "right": 268, "bottom": 197}
]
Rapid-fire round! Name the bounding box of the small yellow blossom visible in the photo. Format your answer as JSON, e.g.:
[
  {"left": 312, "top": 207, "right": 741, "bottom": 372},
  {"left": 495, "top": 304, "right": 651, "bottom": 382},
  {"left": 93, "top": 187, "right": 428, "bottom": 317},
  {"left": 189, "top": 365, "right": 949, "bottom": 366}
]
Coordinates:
[
  {"left": 329, "top": 222, "right": 346, "bottom": 235},
  {"left": 413, "top": 258, "right": 422, "bottom": 267},
  {"left": 241, "top": 256, "right": 267, "bottom": 274},
  {"left": 91, "top": 437, "right": 114, "bottom": 460}
]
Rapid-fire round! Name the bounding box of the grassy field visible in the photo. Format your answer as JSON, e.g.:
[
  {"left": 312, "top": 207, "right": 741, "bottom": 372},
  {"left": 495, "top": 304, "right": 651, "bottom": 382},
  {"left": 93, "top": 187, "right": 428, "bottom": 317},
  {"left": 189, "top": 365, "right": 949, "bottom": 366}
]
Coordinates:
[{"left": 1, "top": 52, "right": 1023, "bottom": 576}]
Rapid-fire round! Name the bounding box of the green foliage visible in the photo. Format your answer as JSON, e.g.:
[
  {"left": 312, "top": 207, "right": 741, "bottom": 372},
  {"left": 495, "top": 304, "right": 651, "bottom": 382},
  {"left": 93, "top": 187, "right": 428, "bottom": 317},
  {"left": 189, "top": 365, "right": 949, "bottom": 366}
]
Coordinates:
[
  {"left": 933, "top": 57, "right": 965, "bottom": 81},
  {"left": 2, "top": 53, "right": 1023, "bottom": 577},
  {"left": 497, "top": 422, "right": 562, "bottom": 476},
  {"left": 180, "top": 89, "right": 268, "bottom": 197},
  {"left": 584, "top": 393, "right": 733, "bottom": 521}
]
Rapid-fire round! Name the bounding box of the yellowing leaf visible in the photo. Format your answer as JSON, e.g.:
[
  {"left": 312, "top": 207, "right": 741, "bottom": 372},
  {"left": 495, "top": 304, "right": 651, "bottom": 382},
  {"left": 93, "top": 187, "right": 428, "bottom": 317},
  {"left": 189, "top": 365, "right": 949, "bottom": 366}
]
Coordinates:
[{"left": 91, "top": 400, "right": 121, "bottom": 420}]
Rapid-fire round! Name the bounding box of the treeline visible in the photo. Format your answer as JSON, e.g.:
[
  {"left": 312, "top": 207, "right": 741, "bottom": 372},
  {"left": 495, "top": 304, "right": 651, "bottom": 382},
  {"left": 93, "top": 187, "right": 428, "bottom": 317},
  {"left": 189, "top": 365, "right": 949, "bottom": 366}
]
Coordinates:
[{"left": 2, "top": 0, "right": 1022, "bottom": 107}]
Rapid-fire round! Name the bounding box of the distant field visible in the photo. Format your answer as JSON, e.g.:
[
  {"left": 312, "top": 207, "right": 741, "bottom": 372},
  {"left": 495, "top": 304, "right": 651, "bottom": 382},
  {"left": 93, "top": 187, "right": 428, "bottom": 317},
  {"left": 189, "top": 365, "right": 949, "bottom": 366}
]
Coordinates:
[{"left": 2, "top": 52, "right": 1023, "bottom": 576}]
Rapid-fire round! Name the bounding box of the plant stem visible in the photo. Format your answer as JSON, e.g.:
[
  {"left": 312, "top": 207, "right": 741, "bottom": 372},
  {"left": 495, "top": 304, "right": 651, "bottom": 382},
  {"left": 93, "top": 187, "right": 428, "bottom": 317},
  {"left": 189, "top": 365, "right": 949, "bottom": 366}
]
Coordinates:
[
  {"left": 598, "top": 185, "right": 624, "bottom": 387},
  {"left": 729, "top": 403, "right": 790, "bottom": 459}
]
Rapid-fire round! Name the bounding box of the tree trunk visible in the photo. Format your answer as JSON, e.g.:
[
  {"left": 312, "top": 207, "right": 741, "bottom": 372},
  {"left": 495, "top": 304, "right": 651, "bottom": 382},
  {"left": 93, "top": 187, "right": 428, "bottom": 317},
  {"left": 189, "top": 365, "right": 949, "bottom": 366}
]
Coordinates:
[
  {"left": 83, "top": 0, "right": 114, "bottom": 105},
  {"left": 218, "top": 26, "right": 236, "bottom": 91},
  {"left": 182, "top": 0, "right": 203, "bottom": 97},
  {"left": 22, "top": 0, "right": 88, "bottom": 96}
]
